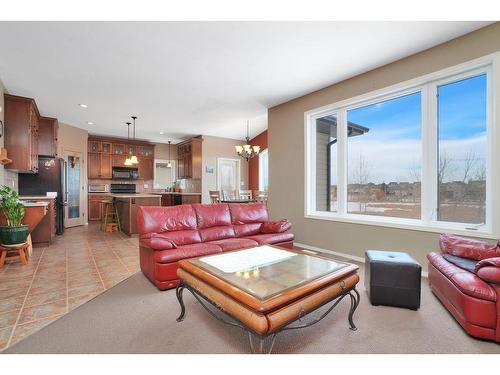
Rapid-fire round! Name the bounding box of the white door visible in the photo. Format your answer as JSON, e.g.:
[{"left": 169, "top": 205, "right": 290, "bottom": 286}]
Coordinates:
[
  {"left": 217, "top": 158, "right": 240, "bottom": 199},
  {"left": 64, "top": 151, "right": 85, "bottom": 227}
]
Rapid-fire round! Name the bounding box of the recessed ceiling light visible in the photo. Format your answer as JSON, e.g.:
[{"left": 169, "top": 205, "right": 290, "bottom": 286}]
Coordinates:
[
  {"left": 78, "top": 104, "right": 88, "bottom": 108},
  {"left": 159, "top": 131, "right": 164, "bottom": 135},
  {"left": 87, "top": 121, "right": 94, "bottom": 125}
]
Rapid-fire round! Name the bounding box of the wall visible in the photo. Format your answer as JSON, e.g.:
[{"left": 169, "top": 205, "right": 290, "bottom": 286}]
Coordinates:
[
  {"left": 0, "top": 79, "right": 19, "bottom": 191},
  {"left": 248, "top": 130, "right": 268, "bottom": 191},
  {"left": 201, "top": 135, "right": 249, "bottom": 203},
  {"left": 58, "top": 122, "right": 88, "bottom": 222},
  {"left": 268, "top": 22, "right": 500, "bottom": 270}
]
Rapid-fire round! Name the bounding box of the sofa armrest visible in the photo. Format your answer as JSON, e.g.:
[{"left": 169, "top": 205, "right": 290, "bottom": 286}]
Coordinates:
[
  {"left": 439, "top": 234, "right": 500, "bottom": 260},
  {"left": 475, "top": 257, "right": 500, "bottom": 284},
  {"left": 261, "top": 219, "right": 292, "bottom": 234},
  {"left": 139, "top": 235, "right": 176, "bottom": 251}
]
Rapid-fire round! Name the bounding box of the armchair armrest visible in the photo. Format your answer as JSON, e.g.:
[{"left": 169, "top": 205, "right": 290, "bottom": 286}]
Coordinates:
[
  {"left": 261, "top": 219, "right": 292, "bottom": 234},
  {"left": 475, "top": 257, "right": 500, "bottom": 284}
]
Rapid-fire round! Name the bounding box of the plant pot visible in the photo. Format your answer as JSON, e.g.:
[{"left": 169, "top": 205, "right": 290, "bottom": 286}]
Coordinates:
[{"left": 0, "top": 225, "right": 29, "bottom": 245}]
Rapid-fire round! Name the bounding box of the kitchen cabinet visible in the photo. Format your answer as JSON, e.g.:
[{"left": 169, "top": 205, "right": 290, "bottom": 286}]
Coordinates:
[
  {"left": 159, "top": 193, "right": 201, "bottom": 206},
  {"left": 177, "top": 137, "right": 202, "bottom": 179},
  {"left": 4, "top": 94, "right": 40, "bottom": 173},
  {"left": 37, "top": 116, "right": 59, "bottom": 157},
  {"left": 88, "top": 194, "right": 108, "bottom": 221},
  {"left": 88, "top": 152, "right": 112, "bottom": 179},
  {"left": 138, "top": 156, "right": 154, "bottom": 180},
  {"left": 20, "top": 197, "right": 56, "bottom": 246},
  {"left": 88, "top": 137, "right": 155, "bottom": 179}
]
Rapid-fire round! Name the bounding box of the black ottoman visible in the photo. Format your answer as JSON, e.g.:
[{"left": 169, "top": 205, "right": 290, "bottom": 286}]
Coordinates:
[{"left": 365, "top": 250, "right": 421, "bottom": 310}]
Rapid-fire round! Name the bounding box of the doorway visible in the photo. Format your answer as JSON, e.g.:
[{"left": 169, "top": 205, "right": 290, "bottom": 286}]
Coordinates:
[
  {"left": 64, "top": 151, "right": 85, "bottom": 227},
  {"left": 217, "top": 158, "right": 241, "bottom": 199}
]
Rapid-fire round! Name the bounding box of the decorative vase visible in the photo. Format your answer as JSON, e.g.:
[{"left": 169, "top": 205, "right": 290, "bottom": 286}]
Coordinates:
[{"left": 0, "top": 224, "right": 29, "bottom": 245}]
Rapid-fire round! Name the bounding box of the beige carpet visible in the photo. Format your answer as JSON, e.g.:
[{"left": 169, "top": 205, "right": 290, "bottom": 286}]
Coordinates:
[{"left": 3, "top": 262, "right": 500, "bottom": 354}]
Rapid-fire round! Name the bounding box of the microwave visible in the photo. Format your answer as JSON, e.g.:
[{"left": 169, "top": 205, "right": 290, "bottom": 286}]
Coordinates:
[
  {"left": 88, "top": 183, "right": 110, "bottom": 193},
  {"left": 112, "top": 167, "right": 139, "bottom": 180}
]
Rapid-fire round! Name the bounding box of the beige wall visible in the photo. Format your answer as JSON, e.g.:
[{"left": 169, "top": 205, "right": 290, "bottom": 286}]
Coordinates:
[
  {"left": 201, "top": 135, "right": 249, "bottom": 203},
  {"left": 58, "top": 122, "right": 89, "bottom": 222},
  {"left": 268, "top": 23, "right": 500, "bottom": 270},
  {"left": 0, "top": 79, "right": 19, "bottom": 191}
]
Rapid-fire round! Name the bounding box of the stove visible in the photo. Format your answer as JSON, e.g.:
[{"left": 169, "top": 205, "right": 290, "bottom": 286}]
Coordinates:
[{"left": 110, "top": 183, "right": 137, "bottom": 194}]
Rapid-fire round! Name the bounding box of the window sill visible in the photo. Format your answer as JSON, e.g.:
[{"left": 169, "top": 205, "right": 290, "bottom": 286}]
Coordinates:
[{"left": 304, "top": 212, "right": 497, "bottom": 240}]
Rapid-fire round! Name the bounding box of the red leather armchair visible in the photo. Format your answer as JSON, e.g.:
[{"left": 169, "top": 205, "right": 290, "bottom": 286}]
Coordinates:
[
  {"left": 138, "top": 203, "right": 294, "bottom": 290},
  {"left": 428, "top": 234, "right": 500, "bottom": 343}
]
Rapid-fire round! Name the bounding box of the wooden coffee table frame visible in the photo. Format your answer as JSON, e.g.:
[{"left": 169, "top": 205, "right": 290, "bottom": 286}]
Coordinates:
[
  {"left": 176, "top": 281, "right": 360, "bottom": 353},
  {"left": 175, "top": 249, "right": 361, "bottom": 354}
]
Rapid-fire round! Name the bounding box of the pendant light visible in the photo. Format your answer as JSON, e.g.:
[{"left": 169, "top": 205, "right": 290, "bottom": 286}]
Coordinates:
[
  {"left": 167, "top": 140, "right": 172, "bottom": 168},
  {"left": 124, "top": 122, "right": 133, "bottom": 166},
  {"left": 129, "top": 116, "right": 139, "bottom": 165},
  {"left": 235, "top": 120, "right": 260, "bottom": 161}
]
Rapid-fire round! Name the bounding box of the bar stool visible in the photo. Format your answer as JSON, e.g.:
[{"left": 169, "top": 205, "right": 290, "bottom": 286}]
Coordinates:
[
  {"left": 100, "top": 200, "right": 121, "bottom": 233},
  {"left": 0, "top": 242, "right": 30, "bottom": 267}
]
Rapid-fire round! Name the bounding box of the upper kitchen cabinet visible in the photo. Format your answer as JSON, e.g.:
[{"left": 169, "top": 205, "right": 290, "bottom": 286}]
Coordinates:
[
  {"left": 177, "top": 137, "right": 202, "bottom": 179},
  {"left": 37, "top": 116, "right": 59, "bottom": 157},
  {"left": 4, "top": 94, "right": 40, "bottom": 173}
]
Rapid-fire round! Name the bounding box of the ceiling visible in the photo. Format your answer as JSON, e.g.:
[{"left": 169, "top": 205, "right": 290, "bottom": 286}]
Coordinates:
[{"left": 0, "top": 21, "right": 491, "bottom": 143}]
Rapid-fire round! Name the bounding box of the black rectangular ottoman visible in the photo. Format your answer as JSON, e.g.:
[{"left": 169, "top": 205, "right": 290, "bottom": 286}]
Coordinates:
[{"left": 365, "top": 250, "right": 421, "bottom": 310}]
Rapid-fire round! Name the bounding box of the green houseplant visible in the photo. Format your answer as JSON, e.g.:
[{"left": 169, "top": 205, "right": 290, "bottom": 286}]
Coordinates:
[{"left": 0, "top": 185, "right": 28, "bottom": 245}]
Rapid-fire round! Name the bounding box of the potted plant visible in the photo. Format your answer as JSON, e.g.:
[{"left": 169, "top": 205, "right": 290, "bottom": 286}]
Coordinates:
[{"left": 0, "top": 185, "right": 28, "bottom": 245}]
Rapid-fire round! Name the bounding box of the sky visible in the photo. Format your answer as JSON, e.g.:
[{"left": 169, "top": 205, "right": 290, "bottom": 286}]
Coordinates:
[{"left": 326, "top": 73, "right": 487, "bottom": 184}]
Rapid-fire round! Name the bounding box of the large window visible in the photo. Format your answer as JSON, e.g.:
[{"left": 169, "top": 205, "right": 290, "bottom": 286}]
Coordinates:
[{"left": 306, "top": 63, "right": 493, "bottom": 236}]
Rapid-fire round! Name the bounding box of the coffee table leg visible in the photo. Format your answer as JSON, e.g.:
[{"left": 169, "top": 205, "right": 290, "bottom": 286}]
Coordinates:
[
  {"left": 248, "top": 332, "right": 277, "bottom": 354},
  {"left": 176, "top": 284, "right": 186, "bottom": 322},
  {"left": 348, "top": 288, "right": 360, "bottom": 331}
]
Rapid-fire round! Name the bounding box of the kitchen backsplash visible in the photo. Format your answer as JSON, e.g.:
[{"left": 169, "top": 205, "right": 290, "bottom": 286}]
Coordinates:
[{"left": 88, "top": 178, "right": 201, "bottom": 193}]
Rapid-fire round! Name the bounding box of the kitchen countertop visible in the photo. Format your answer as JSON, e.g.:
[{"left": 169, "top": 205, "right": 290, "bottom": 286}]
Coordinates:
[
  {"left": 19, "top": 196, "right": 56, "bottom": 200},
  {"left": 151, "top": 192, "right": 202, "bottom": 196},
  {"left": 19, "top": 201, "right": 50, "bottom": 207},
  {"left": 110, "top": 194, "right": 162, "bottom": 199}
]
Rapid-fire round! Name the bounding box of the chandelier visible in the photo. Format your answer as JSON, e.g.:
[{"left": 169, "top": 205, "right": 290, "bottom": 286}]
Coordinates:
[{"left": 235, "top": 120, "right": 260, "bottom": 161}]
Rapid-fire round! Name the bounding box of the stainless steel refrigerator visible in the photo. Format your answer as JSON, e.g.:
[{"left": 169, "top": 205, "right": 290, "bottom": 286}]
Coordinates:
[{"left": 18, "top": 156, "right": 67, "bottom": 235}]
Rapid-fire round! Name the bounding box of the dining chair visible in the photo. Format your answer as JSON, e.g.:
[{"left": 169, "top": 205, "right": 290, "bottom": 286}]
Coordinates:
[
  {"left": 209, "top": 190, "right": 221, "bottom": 203},
  {"left": 254, "top": 190, "right": 268, "bottom": 205},
  {"left": 239, "top": 190, "right": 252, "bottom": 200}
]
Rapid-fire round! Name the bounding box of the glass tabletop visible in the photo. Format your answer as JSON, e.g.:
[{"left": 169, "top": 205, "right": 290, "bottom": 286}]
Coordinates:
[{"left": 189, "top": 245, "right": 348, "bottom": 300}]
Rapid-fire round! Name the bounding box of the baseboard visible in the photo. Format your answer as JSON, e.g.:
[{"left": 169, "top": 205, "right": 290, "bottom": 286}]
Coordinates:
[{"left": 294, "top": 242, "right": 428, "bottom": 278}]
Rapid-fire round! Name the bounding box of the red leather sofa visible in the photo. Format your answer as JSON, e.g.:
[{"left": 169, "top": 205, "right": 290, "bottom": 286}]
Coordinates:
[
  {"left": 137, "top": 203, "right": 294, "bottom": 290},
  {"left": 428, "top": 234, "right": 500, "bottom": 343}
]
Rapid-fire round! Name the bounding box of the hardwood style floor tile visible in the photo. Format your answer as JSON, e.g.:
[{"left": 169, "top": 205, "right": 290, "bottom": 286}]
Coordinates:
[{"left": 0, "top": 223, "right": 140, "bottom": 351}]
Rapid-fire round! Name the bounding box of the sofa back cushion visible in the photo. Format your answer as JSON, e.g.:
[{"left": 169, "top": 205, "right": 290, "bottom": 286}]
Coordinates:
[
  {"left": 137, "top": 205, "right": 198, "bottom": 235},
  {"left": 229, "top": 203, "right": 268, "bottom": 224},
  {"left": 193, "top": 203, "right": 232, "bottom": 229},
  {"left": 199, "top": 226, "right": 235, "bottom": 242},
  {"left": 151, "top": 230, "right": 201, "bottom": 247},
  {"left": 440, "top": 234, "right": 500, "bottom": 261}
]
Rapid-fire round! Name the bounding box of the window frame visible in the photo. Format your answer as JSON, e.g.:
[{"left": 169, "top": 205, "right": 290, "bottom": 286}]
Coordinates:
[
  {"left": 304, "top": 54, "right": 497, "bottom": 239},
  {"left": 259, "top": 148, "right": 269, "bottom": 191}
]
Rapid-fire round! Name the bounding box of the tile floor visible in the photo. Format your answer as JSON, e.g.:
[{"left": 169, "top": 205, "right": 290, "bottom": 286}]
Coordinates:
[{"left": 0, "top": 223, "right": 140, "bottom": 351}]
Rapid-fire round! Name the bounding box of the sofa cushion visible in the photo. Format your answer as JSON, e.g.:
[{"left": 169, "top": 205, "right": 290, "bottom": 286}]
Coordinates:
[
  {"left": 137, "top": 205, "right": 198, "bottom": 235},
  {"left": 427, "top": 252, "right": 497, "bottom": 302},
  {"left": 229, "top": 203, "right": 268, "bottom": 224},
  {"left": 153, "top": 243, "right": 223, "bottom": 264},
  {"left": 475, "top": 257, "right": 500, "bottom": 284},
  {"left": 193, "top": 203, "right": 231, "bottom": 229},
  {"left": 261, "top": 219, "right": 292, "bottom": 234},
  {"left": 442, "top": 254, "right": 478, "bottom": 273},
  {"left": 233, "top": 223, "right": 262, "bottom": 237},
  {"left": 208, "top": 238, "right": 259, "bottom": 252},
  {"left": 245, "top": 232, "right": 294, "bottom": 246},
  {"left": 439, "top": 234, "right": 500, "bottom": 261},
  {"left": 199, "top": 226, "right": 235, "bottom": 242}
]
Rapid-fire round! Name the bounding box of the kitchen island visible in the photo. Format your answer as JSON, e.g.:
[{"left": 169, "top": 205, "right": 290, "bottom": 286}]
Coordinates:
[
  {"left": 112, "top": 194, "right": 161, "bottom": 236},
  {"left": 152, "top": 192, "right": 202, "bottom": 206}
]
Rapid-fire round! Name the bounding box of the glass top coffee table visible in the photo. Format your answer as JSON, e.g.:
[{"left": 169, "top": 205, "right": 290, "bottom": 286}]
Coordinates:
[{"left": 176, "top": 245, "right": 360, "bottom": 353}]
